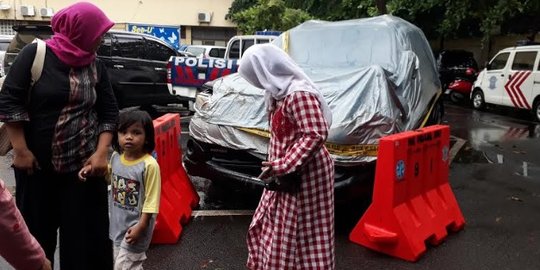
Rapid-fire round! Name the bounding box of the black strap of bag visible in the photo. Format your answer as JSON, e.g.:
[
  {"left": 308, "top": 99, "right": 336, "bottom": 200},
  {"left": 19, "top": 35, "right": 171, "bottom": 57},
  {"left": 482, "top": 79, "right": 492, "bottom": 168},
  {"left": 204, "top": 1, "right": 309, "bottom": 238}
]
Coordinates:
[{"left": 263, "top": 170, "right": 302, "bottom": 193}]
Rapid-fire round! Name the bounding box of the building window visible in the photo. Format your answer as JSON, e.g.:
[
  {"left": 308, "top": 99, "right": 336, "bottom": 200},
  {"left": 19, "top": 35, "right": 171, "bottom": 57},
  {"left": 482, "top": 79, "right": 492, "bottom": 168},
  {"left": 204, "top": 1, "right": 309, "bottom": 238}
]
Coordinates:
[{"left": 0, "top": 21, "right": 16, "bottom": 35}]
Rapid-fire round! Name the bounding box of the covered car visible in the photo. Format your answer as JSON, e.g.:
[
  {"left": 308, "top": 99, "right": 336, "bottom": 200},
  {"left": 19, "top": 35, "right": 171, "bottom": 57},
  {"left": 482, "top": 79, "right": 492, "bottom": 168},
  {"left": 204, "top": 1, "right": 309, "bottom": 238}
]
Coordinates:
[{"left": 184, "top": 15, "right": 443, "bottom": 201}]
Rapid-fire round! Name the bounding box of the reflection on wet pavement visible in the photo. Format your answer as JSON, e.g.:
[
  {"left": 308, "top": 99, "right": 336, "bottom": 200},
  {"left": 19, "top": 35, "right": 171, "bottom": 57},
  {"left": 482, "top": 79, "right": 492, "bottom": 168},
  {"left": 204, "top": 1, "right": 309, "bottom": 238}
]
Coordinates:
[
  {"left": 445, "top": 104, "right": 540, "bottom": 180},
  {"left": 452, "top": 145, "right": 489, "bottom": 164}
]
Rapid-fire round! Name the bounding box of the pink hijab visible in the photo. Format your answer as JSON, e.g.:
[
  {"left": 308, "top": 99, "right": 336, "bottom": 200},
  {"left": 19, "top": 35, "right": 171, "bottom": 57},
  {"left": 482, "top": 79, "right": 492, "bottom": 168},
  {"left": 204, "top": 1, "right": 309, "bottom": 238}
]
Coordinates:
[{"left": 45, "top": 2, "right": 114, "bottom": 67}]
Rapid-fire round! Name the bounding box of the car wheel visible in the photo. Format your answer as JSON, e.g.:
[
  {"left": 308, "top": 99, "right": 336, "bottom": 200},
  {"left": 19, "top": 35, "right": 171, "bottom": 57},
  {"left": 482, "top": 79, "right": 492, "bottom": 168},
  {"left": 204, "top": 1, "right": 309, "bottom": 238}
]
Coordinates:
[
  {"left": 533, "top": 100, "right": 540, "bottom": 122},
  {"left": 450, "top": 92, "right": 462, "bottom": 104},
  {"left": 472, "top": 90, "right": 485, "bottom": 110},
  {"left": 425, "top": 97, "right": 444, "bottom": 126}
]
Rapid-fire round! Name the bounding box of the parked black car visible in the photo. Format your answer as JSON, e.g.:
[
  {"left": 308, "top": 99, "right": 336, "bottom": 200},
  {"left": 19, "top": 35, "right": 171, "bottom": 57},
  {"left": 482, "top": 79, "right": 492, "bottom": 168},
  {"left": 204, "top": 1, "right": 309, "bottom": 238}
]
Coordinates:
[{"left": 3, "top": 25, "right": 188, "bottom": 109}]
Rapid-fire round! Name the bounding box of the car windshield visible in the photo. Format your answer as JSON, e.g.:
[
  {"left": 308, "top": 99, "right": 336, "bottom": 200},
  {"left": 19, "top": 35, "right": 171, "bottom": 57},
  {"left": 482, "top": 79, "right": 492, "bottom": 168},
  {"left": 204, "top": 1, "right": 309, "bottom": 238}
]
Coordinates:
[
  {"left": 186, "top": 47, "right": 205, "bottom": 57},
  {"left": 0, "top": 41, "right": 10, "bottom": 51}
]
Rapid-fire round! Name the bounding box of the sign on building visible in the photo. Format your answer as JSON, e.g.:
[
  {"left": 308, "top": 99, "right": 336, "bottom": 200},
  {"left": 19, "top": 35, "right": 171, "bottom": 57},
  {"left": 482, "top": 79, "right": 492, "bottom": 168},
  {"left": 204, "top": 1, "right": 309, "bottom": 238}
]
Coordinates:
[{"left": 127, "top": 24, "right": 181, "bottom": 50}]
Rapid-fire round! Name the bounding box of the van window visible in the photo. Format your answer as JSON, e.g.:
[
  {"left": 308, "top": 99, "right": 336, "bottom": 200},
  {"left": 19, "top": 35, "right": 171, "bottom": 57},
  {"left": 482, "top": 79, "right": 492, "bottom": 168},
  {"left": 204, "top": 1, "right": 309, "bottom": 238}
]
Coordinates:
[
  {"left": 229, "top": 40, "right": 240, "bottom": 59},
  {"left": 242, "top": 39, "right": 255, "bottom": 57},
  {"left": 209, "top": 48, "right": 225, "bottom": 58},
  {"left": 511, "top": 51, "right": 537, "bottom": 71},
  {"left": 145, "top": 39, "right": 176, "bottom": 61},
  {"left": 186, "top": 46, "right": 205, "bottom": 58},
  {"left": 256, "top": 38, "right": 271, "bottom": 44},
  {"left": 488, "top": 53, "right": 509, "bottom": 70},
  {"left": 112, "top": 35, "right": 145, "bottom": 59}
]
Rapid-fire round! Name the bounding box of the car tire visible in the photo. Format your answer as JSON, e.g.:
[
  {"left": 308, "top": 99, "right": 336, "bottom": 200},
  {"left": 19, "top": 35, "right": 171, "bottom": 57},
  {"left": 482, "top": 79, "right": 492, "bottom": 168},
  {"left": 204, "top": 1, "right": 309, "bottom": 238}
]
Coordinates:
[
  {"left": 472, "top": 90, "right": 485, "bottom": 110},
  {"left": 424, "top": 97, "right": 444, "bottom": 126},
  {"left": 450, "top": 92, "right": 462, "bottom": 104},
  {"left": 532, "top": 100, "right": 540, "bottom": 122}
]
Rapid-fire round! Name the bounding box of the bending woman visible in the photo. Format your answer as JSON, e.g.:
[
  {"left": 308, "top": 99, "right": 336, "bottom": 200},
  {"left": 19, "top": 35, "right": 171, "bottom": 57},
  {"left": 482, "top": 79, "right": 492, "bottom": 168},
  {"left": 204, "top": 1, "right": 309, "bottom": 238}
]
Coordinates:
[{"left": 239, "top": 44, "right": 335, "bottom": 270}]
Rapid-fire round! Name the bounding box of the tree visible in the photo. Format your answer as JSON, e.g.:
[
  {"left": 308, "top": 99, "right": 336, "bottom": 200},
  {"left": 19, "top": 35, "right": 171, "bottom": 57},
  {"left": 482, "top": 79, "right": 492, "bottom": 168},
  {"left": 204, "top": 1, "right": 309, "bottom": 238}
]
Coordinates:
[
  {"left": 226, "top": 0, "right": 258, "bottom": 20},
  {"left": 284, "top": 0, "right": 373, "bottom": 20},
  {"left": 375, "top": 0, "right": 387, "bottom": 14},
  {"left": 230, "top": 0, "right": 312, "bottom": 34},
  {"left": 228, "top": 0, "right": 540, "bottom": 41}
]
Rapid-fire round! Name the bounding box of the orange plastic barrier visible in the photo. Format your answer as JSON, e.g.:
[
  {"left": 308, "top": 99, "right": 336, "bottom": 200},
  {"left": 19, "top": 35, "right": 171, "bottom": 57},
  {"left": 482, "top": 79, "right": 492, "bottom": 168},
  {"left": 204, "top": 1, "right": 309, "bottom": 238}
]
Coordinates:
[
  {"left": 349, "top": 125, "right": 465, "bottom": 262},
  {"left": 151, "top": 113, "right": 200, "bottom": 244}
]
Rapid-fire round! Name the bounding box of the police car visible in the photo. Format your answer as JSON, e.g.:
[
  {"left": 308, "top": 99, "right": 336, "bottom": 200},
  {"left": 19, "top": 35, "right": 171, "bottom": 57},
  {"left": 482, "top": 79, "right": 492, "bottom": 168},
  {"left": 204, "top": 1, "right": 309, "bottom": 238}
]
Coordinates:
[{"left": 471, "top": 45, "right": 540, "bottom": 121}]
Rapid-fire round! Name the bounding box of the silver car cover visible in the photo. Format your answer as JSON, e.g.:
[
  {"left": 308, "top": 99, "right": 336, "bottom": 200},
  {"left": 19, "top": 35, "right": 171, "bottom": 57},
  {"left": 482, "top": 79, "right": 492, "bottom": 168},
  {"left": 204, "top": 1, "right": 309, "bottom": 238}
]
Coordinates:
[{"left": 189, "top": 15, "right": 441, "bottom": 165}]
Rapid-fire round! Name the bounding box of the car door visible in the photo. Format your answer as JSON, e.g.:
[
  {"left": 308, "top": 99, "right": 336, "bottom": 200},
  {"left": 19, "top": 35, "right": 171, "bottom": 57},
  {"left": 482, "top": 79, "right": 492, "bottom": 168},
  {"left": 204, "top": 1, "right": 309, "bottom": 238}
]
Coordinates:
[
  {"left": 483, "top": 52, "right": 510, "bottom": 105},
  {"left": 533, "top": 53, "right": 540, "bottom": 106},
  {"left": 502, "top": 50, "right": 538, "bottom": 109},
  {"left": 143, "top": 37, "right": 181, "bottom": 105},
  {"left": 109, "top": 33, "right": 154, "bottom": 107}
]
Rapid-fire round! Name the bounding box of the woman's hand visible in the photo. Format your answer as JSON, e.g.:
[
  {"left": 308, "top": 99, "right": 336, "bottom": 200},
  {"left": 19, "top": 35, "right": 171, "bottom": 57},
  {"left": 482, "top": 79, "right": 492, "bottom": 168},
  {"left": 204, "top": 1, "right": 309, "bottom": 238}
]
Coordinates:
[
  {"left": 12, "top": 148, "right": 40, "bottom": 175},
  {"left": 83, "top": 151, "right": 108, "bottom": 177},
  {"left": 40, "top": 258, "right": 52, "bottom": 270},
  {"left": 258, "top": 161, "right": 274, "bottom": 182},
  {"left": 77, "top": 165, "right": 92, "bottom": 181},
  {"left": 84, "top": 131, "right": 113, "bottom": 177}
]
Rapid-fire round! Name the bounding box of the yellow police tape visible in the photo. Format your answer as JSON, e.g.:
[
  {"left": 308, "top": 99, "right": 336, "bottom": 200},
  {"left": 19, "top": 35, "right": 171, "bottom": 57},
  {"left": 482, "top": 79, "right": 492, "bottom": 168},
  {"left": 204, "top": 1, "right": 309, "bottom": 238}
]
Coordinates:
[
  {"left": 237, "top": 127, "right": 379, "bottom": 157},
  {"left": 282, "top": 31, "right": 290, "bottom": 53},
  {"left": 419, "top": 90, "right": 442, "bottom": 128}
]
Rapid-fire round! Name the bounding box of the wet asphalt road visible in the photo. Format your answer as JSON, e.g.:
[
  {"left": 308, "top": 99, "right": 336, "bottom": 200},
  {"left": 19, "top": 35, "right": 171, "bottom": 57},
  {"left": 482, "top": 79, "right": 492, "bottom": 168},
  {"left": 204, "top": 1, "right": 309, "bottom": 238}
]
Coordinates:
[{"left": 2, "top": 102, "right": 540, "bottom": 269}]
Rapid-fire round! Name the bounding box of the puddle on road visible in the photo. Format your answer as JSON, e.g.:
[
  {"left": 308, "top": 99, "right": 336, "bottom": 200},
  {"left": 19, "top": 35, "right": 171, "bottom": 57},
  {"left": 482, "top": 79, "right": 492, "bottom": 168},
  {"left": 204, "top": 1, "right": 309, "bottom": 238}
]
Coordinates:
[
  {"left": 452, "top": 143, "right": 540, "bottom": 180},
  {"left": 452, "top": 145, "right": 490, "bottom": 164}
]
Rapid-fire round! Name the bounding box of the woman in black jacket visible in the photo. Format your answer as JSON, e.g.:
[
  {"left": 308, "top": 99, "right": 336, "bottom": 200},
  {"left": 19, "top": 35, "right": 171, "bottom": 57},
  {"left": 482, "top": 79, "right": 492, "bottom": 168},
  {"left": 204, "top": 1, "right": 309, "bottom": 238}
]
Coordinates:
[{"left": 0, "top": 2, "right": 118, "bottom": 269}]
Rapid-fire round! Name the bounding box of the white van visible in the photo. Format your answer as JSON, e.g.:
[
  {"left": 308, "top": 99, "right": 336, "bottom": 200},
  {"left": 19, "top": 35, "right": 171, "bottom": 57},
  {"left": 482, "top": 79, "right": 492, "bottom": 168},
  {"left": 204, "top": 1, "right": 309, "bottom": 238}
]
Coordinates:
[
  {"left": 225, "top": 35, "right": 277, "bottom": 60},
  {"left": 185, "top": 45, "right": 226, "bottom": 58},
  {"left": 471, "top": 45, "right": 540, "bottom": 121}
]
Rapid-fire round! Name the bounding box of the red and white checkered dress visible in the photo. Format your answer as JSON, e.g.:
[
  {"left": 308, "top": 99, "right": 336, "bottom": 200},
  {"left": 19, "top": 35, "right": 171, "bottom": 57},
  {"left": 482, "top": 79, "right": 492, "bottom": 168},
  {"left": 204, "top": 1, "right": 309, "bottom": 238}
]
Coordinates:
[{"left": 247, "top": 91, "right": 335, "bottom": 270}]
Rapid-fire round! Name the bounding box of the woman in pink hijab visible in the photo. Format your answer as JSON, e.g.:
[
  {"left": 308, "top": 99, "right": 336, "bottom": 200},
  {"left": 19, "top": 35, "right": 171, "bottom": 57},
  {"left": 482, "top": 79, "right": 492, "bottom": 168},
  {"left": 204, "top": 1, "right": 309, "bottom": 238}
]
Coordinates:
[{"left": 0, "top": 2, "right": 118, "bottom": 269}]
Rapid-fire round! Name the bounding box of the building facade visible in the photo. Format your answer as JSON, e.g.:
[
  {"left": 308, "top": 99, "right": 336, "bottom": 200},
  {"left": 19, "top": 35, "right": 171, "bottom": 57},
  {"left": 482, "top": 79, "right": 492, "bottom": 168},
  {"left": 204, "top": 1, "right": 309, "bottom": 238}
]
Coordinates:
[{"left": 0, "top": 0, "right": 237, "bottom": 48}]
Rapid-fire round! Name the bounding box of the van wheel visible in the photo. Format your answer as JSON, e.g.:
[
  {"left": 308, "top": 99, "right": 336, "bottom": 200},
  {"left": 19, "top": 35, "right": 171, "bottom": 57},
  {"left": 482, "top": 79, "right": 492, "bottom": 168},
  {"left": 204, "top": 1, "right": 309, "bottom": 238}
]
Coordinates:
[
  {"left": 533, "top": 100, "right": 540, "bottom": 122},
  {"left": 472, "top": 90, "right": 485, "bottom": 110}
]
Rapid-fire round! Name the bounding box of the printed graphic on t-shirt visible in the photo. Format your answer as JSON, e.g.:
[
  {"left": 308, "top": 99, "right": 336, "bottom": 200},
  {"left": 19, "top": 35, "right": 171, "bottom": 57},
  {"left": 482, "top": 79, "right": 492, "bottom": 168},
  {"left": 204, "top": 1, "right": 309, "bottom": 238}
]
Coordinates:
[{"left": 112, "top": 173, "right": 140, "bottom": 211}]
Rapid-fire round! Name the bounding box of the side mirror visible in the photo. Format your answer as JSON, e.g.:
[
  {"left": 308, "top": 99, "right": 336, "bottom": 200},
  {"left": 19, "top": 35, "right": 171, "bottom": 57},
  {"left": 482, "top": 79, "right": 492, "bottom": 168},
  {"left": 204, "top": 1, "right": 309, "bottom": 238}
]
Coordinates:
[{"left": 484, "top": 61, "right": 491, "bottom": 70}]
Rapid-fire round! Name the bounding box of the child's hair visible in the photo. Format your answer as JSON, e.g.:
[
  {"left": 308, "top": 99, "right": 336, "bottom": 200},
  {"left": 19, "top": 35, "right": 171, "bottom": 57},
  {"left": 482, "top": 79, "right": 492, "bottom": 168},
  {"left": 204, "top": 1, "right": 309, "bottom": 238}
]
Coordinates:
[{"left": 113, "top": 110, "right": 155, "bottom": 154}]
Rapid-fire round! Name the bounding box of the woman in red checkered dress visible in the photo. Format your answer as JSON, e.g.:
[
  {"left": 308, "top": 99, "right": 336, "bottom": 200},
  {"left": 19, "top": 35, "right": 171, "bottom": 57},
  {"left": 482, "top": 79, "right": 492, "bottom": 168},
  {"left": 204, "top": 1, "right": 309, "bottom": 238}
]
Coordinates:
[{"left": 239, "top": 44, "right": 335, "bottom": 270}]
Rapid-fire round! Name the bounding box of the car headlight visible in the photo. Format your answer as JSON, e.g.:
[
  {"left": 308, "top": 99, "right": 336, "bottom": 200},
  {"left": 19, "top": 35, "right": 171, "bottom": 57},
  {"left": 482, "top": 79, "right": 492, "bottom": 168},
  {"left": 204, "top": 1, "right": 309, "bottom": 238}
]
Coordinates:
[{"left": 195, "top": 91, "right": 212, "bottom": 112}]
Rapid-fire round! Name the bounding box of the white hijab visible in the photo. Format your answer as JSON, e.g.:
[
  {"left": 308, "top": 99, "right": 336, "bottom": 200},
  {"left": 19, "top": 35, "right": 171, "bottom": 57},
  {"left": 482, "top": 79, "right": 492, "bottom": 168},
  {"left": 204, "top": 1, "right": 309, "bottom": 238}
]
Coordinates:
[{"left": 238, "top": 44, "right": 332, "bottom": 127}]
